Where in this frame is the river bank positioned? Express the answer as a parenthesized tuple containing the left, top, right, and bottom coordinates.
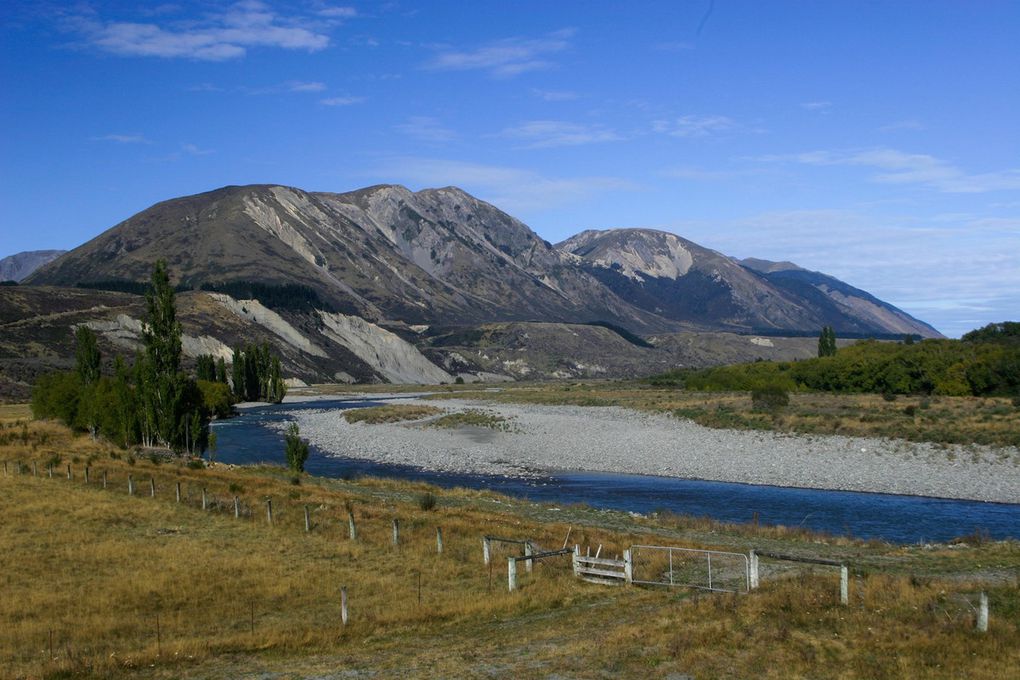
(280, 397, 1020, 503)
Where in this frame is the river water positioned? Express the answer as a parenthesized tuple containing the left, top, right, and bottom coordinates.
(211, 398, 1020, 544)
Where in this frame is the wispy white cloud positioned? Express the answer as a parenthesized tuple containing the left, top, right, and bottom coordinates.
(369, 156, 634, 213)
(532, 89, 579, 102)
(394, 117, 457, 143)
(317, 6, 357, 19)
(286, 80, 327, 92)
(68, 1, 331, 61)
(762, 148, 1020, 193)
(424, 29, 574, 77)
(498, 120, 623, 148)
(91, 133, 150, 144)
(320, 95, 367, 106)
(182, 143, 213, 156)
(801, 100, 832, 111)
(652, 115, 737, 138)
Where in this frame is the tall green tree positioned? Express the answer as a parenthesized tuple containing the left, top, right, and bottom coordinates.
(818, 326, 837, 357)
(140, 260, 186, 448)
(74, 326, 101, 386)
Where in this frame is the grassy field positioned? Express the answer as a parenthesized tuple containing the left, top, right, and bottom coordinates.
(1, 416, 1018, 679)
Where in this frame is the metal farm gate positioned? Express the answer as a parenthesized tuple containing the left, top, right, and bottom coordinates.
(629, 544, 749, 593)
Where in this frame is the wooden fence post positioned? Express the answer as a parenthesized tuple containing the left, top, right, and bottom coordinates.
(32, 461, 38, 477)
(2, 461, 6, 476)
(66, 464, 72, 480)
(840, 565, 849, 606)
(341, 586, 349, 625)
(202, 488, 208, 510)
(749, 550, 759, 590)
(266, 499, 273, 525)
(977, 592, 989, 632)
(304, 505, 311, 532)
(508, 557, 517, 592)
(234, 496, 240, 518)
(572, 545, 580, 577)
(149, 478, 156, 497)
(128, 474, 134, 496)
(48, 465, 53, 479)
(436, 527, 444, 554)
(624, 549, 633, 584)
(392, 518, 399, 545)
(348, 511, 357, 540)
(175, 482, 181, 503)
(483, 536, 491, 565)
(101, 470, 107, 489)
(524, 541, 534, 574)
(84, 466, 89, 484)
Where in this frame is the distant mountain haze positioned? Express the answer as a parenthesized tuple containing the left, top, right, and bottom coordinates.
(26, 184, 941, 338)
(0, 250, 66, 282)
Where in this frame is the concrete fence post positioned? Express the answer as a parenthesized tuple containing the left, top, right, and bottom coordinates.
(524, 541, 534, 574)
(234, 496, 240, 518)
(304, 505, 311, 533)
(265, 499, 273, 525)
(749, 550, 759, 590)
(483, 537, 491, 565)
(840, 565, 849, 606)
(341, 586, 349, 626)
(392, 519, 399, 545)
(175, 482, 181, 503)
(977, 592, 989, 632)
(128, 474, 134, 496)
(508, 557, 517, 592)
(436, 527, 444, 554)
(348, 511, 357, 540)
(624, 549, 633, 584)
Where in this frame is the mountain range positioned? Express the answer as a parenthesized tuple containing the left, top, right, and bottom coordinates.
(0, 183, 940, 395)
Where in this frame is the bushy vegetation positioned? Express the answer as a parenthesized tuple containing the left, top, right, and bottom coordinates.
(750, 384, 790, 412)
(231, 342, 286, 404)
(32, 262, 288, 453)
(651, 323, 1020, 397)
(284, 422, 310, 473)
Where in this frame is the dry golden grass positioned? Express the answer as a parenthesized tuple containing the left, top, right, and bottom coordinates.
(1, 418, 1018, 679)
(342, 404, 443, 424)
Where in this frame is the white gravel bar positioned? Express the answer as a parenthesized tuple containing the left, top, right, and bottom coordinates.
(281, 398, 1020, 503)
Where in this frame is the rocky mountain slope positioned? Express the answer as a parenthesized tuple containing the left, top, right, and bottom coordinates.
(559, 229, 939, 338)
(26, 183, 939, 338)
(0, 250, 66, 282)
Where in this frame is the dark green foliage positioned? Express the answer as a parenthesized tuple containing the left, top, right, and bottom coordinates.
(751, 384, 790, 412)
(31, 371, 81, 426)
(215, 357, 228, 383)
(284, 422, 310, 473)
(582, 321, 655, 348)
(198, 281, 335, 313)
(817, 325, 837, 357)
(195, 355, 218, 382)
(418, 491, 438, 511)
(230, 343, 286, 403)
(652, 334, 1020, 397)
(197, 380, 233, 419)
(139, 260, 185, 448)
(454, 376, 465, 384)
(76, 280, 150, 295)
(74, 326, 101, 386)
(961, 321, 1020, 343)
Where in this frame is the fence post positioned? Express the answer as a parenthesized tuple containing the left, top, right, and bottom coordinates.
(977, 592, 989, 632)
(483, 537, 491, 565)
(2, 461, 6, 476)
(175, 482, 181, 503)
(707, 553, 713, 590)
(749, 550, 759, 590)
(572, 545, 580, 577)
(66, 464, 72, 480)
(840, 565, 849, 606)
(304, 505, 311, 533)
(150, 478, 156, 497)
(101, 470, 107, 489)
(128, 474, 134, 496)
(341, 586, 349, 625)
(524, 541, 534, 574)
(48, 465, 53, 479)
(265, 499, 273, 525)
(84, 466, 89, 484)
(436, 527, 444, 554)
(234, 496, 240, 518)
(201, 488, 208, 510)
(508, 557, 517, 592)
(624, 549, 633, 584)
(32, 461, 38, 477)
(392, 518, 399, 545)
(348, 511, 357, 540)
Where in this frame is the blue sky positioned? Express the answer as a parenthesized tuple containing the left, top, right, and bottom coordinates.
(1, 1, 1018, 337)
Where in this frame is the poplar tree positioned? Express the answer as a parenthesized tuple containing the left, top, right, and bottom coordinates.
(140, 260, 184, 448)
(817, 325, 837, 357)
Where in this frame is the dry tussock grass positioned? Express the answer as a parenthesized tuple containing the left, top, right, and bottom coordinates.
(1, 419, 1017, 679)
